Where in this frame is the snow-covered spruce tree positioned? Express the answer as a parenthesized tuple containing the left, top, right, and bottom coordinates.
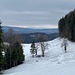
(0, 20, 4, 72)
(30, 41, 37, 57)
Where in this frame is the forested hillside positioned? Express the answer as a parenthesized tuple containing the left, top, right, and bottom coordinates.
(58, 9, 75, 41)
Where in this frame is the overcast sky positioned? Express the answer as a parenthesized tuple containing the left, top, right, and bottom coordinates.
(0, 0, 75, 28)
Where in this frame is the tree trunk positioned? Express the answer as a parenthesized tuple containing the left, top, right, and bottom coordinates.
(35, 49, 37, 56)
(42, 50, 44, 57)
(64, 45, 66, 53)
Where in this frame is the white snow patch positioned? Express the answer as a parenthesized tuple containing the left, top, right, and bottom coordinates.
(3, 38, 75, 75)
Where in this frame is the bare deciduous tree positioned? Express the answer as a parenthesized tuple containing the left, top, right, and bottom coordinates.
(61, 38, 68, 53)
(38, 34, 49, 57)
(4, 27, 22, 45)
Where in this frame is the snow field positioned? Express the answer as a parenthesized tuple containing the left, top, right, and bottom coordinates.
(4, 38, 75, 75)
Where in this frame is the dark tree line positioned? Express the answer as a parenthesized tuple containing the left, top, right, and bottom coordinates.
(58, 9, 75, 41)
(0, 21, 25, 73)
(4, 41, 25, 69)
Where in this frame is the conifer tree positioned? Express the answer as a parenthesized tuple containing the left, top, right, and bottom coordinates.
(0, 20, 4, 71)
(11, 41, 24, 66)
(18, 43, 25, 64)
(30, 41, 37, 57)
(4, 46, 12, 69)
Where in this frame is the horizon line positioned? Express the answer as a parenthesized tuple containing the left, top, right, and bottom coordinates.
(2, 24, 58, 29)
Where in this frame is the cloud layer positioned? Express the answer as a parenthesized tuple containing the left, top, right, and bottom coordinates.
(0, 0, 75, 28)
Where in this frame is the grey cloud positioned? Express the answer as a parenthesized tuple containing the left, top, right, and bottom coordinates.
(1, 0, 75, 11)
(0, 0, 75, 28)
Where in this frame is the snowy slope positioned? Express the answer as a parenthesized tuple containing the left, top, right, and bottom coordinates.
(4, 38, 75, 75)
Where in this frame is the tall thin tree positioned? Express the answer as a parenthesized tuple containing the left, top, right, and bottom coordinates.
(0, 20, 4, 72)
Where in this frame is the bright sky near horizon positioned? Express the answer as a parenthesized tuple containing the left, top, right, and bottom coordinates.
(0, 0, 75, 28)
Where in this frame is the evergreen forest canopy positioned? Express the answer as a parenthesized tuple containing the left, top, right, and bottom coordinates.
(58, 9, 75, 41)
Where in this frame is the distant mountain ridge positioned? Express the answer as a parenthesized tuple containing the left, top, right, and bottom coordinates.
(20, 33, 59, 43)
(2, 26, 59, 43)
(2, 26, 58, 34)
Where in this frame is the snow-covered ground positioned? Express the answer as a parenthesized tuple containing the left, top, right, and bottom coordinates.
(3, 38, 75, 75)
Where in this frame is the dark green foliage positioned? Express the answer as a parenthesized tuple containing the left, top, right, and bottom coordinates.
(3, 27, 25, 70)
(18, 45, 25, 64)
(0, 23, 25, 71)
(11, 41, 24, 66)
(0, 51, 3, 71)
(58, 17, 65, 36)
(58, 9, 75, 41)
(4, 41, 25, 69)
(4, 47, 12, 69)
(0, 21, 4, 71)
